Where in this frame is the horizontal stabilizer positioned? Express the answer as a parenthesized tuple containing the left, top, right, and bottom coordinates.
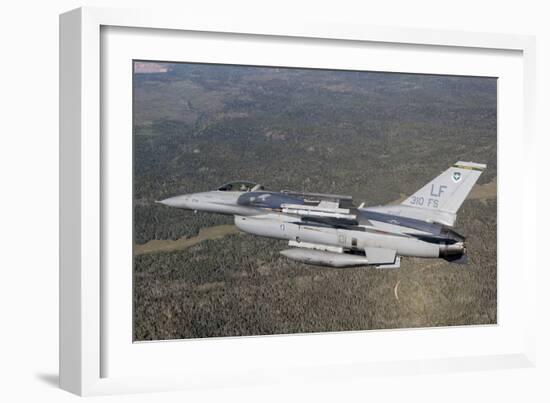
(409, 231, 464, 244)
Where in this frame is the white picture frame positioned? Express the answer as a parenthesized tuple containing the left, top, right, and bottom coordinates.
(59, 6, 537, 396)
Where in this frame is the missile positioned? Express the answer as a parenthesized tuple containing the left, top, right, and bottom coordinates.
(279, 248, 369, 268)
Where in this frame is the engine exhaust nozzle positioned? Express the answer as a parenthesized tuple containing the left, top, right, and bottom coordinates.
(439, 241, 465, 257)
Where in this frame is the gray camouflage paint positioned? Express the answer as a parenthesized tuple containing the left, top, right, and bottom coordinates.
(158, 162, 485, 268)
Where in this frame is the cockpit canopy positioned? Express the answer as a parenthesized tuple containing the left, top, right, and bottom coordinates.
(217, 181, 264, 192)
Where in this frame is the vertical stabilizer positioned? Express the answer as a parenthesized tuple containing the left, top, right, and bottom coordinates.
(401, 161, 486, 216)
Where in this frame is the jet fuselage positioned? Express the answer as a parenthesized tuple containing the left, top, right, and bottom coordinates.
(157, 162, 484, 269)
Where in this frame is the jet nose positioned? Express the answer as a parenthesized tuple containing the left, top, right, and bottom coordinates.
(155, 195, 191, 209)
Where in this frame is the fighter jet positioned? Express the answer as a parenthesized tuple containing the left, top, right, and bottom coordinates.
(158, 161, 486, 269)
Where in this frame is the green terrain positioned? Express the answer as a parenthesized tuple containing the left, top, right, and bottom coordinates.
(133, 61, 497, 341)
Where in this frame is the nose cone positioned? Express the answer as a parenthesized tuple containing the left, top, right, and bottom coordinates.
(156, 195, 191, 209)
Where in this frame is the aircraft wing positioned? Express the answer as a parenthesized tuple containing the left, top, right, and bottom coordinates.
(299, 215, 359, 229)
(281, 190, 354, 208)
(279, 193, 375, 229)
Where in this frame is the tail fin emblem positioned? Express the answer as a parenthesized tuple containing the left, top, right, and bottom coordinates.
(452, 172, 462, 182)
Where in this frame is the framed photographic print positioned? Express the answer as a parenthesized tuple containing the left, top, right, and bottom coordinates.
(60, 7, 537, 396)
